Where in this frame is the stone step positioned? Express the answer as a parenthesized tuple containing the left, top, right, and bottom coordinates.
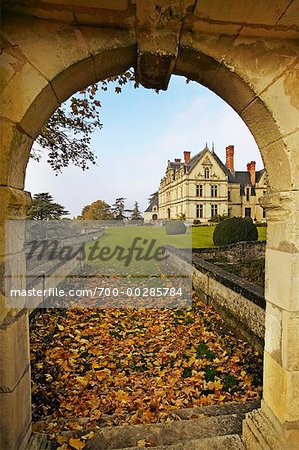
(84, 413, 244, 449)
(172, 400, 260, 420)
(121, 434, 245, 450)
(26, 432, 54, 450)
(28, 401, 259, 450)
(242, 407, 289, 450)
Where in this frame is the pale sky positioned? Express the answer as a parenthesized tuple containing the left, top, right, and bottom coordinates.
(25, 75, 263, 218)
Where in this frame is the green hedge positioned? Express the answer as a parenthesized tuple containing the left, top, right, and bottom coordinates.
(213, 217, 258, 246)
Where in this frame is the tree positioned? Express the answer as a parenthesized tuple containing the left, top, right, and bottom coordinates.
(131, 201, 143, 221)
(27, 193, 69, 220)
(33, 71, 137, 173)
(111, 197, 127, 220)
(81, 200, 113, 220)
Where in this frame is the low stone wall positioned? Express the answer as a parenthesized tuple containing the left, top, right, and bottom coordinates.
(166, 247, 265, 351)
(193, 241, 266, 262)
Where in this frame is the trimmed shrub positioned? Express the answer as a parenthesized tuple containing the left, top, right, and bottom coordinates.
(213, 217, 258, 246)
(165, 220, 186, 235)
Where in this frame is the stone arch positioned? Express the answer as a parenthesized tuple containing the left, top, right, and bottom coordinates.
(0, 10, 298, 450)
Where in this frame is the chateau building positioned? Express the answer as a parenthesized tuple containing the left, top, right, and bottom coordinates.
(145, 144, 267, 223)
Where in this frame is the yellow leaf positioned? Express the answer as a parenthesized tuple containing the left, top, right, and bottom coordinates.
(92, 362, 101, 370)
(75, 376, 89, 388)
(57, 324, 64, 331)
(69, 437, 86, 450)
(56, 435, 68, 444)
(137, 439, 146, 448)
(115, 389, 131, 403)
(90, 409, 102, 420)
(213, 380, 223, 391)
(82, 431, 95, 440)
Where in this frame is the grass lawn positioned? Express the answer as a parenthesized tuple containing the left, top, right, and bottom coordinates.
(192, 225, 267, 248)
(88, 224, 267, 251)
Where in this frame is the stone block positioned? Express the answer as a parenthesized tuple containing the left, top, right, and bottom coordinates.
(0, 312, 30, 392)
(0, 119, 32, 189)
(0, 43, 18, 92)
(259, 139, 292, 193)
(280, 129, 299, 191)
(20, 83, 59, 139)
(80, 27, 135, 56)
(0, 367, 31, 450)
(208, 63, 256, 113)
(282, 310, 299, 371)
(1, 15, 91, 82)
(51, 56, 96, 104)
(193, 0, 289, 25)
(0, 60, 49, 134)
(175, 45, 220, 90)
(93, 46, 136, 84)
(260, 61, 299, 137)
(264, 302, 282, 364)
(265, 248, 299, 311)
(241, 97, 282, 151)
(0, 187, 31, 257)
(263, 351, 299, 423)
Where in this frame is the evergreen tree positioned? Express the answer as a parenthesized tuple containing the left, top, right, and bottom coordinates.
(131, 201, 143, 221)
(111, 197, 127, 220)
(26, 193, 69, 220)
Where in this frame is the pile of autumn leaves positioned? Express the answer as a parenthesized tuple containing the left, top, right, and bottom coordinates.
(30, 293, 262, 449)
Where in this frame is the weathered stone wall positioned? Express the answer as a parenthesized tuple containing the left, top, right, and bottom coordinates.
(166, 248, 265, 351)
(193, 240, 266, 263)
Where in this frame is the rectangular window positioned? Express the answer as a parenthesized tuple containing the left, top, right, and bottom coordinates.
(263, 208, 266, 219)
(245, 207, 251, 217)
(246, 188, 250, 202)
(211, 185, 218, 197)
(196, 184, 203, 197)
(211, 204, 218, 217)
(196, 204, 203, 219)
(228, 190, 231, 202)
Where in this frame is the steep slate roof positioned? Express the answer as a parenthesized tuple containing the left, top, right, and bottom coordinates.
(145, 193, 159, 212)
(167, 146, 266, 188)
(256, 169, 265, 183)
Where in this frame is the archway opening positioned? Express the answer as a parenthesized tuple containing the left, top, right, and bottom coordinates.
(23, 69, 268, 445)
(1, 16, 297, 448)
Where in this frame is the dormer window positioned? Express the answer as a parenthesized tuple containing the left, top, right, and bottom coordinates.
(204, 167, 210, 179)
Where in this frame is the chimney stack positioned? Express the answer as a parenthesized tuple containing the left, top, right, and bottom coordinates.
(184, 151, 191, 164)
(247, 160, 256, 186)
(226, 145, 234, 173)
(174, 158, 181, 163)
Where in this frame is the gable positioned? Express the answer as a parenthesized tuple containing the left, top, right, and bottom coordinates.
(188, 149, 228, 180)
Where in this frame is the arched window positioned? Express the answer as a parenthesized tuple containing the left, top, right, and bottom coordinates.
(204, 167, 210, 179)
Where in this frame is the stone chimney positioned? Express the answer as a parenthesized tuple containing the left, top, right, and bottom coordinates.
(225, 145, 234, 173)
(247, 160, 256, 186)
(184, 151, 191, 164)
(174, 158, 181, 163)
